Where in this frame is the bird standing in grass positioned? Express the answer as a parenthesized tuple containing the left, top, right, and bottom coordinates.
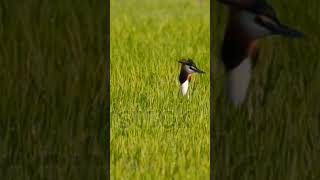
(178, 59, 205, 96)
(218, 0, 304, 106)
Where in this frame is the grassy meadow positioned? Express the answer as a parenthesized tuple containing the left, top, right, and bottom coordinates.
(110, 0, 210, 179)
(0, 1, 108, 179)
(212, 0, 320, 179)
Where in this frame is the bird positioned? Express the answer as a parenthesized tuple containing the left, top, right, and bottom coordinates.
(178, 59, 205, 96)
(218, 0, 304, 106)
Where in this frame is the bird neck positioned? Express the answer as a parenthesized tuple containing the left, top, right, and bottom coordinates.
(221, 28, 258, 71)
(179, 70, 191, 84)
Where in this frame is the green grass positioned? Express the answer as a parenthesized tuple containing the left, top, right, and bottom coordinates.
(212, 0, 320, 179)
(0, 1, 108, 179)
(110, 0, 210, 179)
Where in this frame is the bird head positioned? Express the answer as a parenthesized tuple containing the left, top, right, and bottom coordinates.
(218, 0, 304, 39)
(178, 58, 206, 74)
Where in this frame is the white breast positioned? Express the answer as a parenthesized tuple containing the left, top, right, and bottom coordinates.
(226, 57, 251, 106)
(180, 80, 189, 96)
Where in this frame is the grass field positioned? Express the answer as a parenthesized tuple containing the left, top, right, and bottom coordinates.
(212, 0, 320, 179)
(0, 1, 108, 179)
(110, 0, 210, 179)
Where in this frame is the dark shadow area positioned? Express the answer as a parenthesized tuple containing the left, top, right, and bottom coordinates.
(0, 0, 108, 178)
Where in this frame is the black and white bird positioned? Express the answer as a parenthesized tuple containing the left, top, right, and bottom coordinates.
(218, 0, 304, 106)
(178, 59, 205, 96)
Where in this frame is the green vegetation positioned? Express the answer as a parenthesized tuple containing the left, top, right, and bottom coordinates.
(110, 0, 210, 179)
(212, 0, 320, 179)
(0, 1, 107, 179)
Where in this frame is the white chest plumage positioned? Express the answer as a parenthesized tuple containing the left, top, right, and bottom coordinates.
(180, 80, 189, 96)
(226, 57, 252, 105)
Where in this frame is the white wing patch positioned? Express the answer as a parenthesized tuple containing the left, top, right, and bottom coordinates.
(226, 57, 251, 106)
(180, 80, 189, 96)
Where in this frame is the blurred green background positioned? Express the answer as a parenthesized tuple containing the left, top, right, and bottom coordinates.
(212, 0, 320, 179)
(110, 0, 210, 179)
(0, 1, 108, 179)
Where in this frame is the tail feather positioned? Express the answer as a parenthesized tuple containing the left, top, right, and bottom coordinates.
(226, 57, 251, 106)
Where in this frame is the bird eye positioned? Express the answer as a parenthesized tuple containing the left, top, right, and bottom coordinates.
(190, 66, 197, 71)
(261, 15, 275, 24)
(255, 15, 277, 27)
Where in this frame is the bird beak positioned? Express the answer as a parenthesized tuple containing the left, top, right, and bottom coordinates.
(268, 23, 304, 38)
(193, 67, 205, 74)
(178, 60, 184, 64)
